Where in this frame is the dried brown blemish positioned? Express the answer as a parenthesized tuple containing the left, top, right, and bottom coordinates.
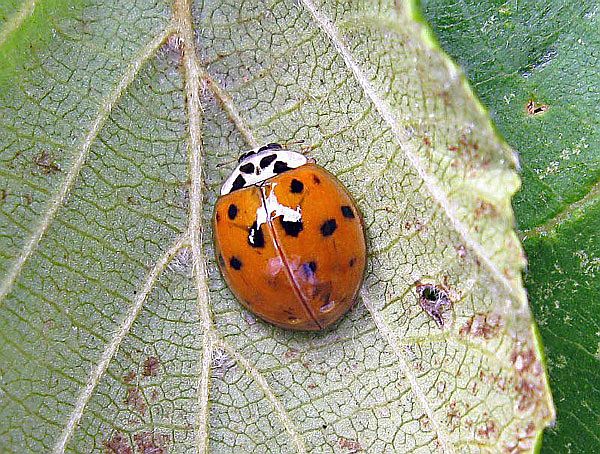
(511, 347, 544, 412)
(446, 401, 462, 431)
(504, 422, 536, 453)
(34, 150, 61, 174)
(307, 383, 318, 389)
(455, 244, 467, 259)
(474, 199, 498, 218)
(150, 389, 160, 402)
(419, 415, 431, 431)
(0, 188, 7, 202)
(338, 436, 363, 453)
(125, 386, 147, 415)
(133, 431, 170, 454)
(422, 136, 431, 146)
(415, 281, 453, 328)
(122, 371, 136, 384)
(103, 432, 133, 454)
(526, 100, 549, 115)
(476, 419, 499, 440)
(284, 348, 300, 359)
(511, 348, 540, 374)
(142, 356, 160, 377)
(459, 313, 503, 339)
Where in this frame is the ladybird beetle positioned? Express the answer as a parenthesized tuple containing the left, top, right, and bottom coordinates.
(213, 143, 367, 331)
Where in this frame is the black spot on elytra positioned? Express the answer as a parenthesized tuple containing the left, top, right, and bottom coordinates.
(349, 257, 356, 267)
(341, 205, 355, 219)
(308, 261, 317, 272)
(248, 221, 265, 248)
(258, 143, 282, 152)
(230, 256, 242, 270)
(290, 179, 304, 193)
(239, 162, 254, 174)
(231, 174, 246, 191)
(320, 219, 337, 236)
(227, 204, 238, 220)
(273, 161, 292, 174)
(312, 174, 321, 184)
(260, 154, 277, 169)
(280, 218, 303, 237)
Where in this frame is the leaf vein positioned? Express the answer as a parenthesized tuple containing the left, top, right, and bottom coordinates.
(0, 0, 35, 48)
(174, 1, 215, 452)
(52, 234, 187, 453)
(0, 25, 174, 306)
(298, 0, 522, 304)
(216, 338, 308, 454)
(360, 288, 455, 453)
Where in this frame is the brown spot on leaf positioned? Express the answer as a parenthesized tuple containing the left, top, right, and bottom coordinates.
(504, 422, 536, 453)
(34, 150, 61, 174)
(133, 431, 169, 454)
(476, 419, 499, 440)
(142, 356, 160, 377)
(459, 313, 503, 339)
(511, 347, 544, 413)
(474, 199, 497, 218)
(125, 386, 146, 415)
(123, 371, 136, 384)
(446, 401, 462, 431)
(455, 244, 467, 258)
(284, 348, 300, 359)
(338, 436, 363, 453)
(103, 432, 133, 454)
(526, 100, 549, 115)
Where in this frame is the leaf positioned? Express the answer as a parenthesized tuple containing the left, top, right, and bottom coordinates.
(421, 1, 599, 451)
(0, 0, 554, 452)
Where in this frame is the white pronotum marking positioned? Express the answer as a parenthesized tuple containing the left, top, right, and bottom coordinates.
(256, 184, 302, 230)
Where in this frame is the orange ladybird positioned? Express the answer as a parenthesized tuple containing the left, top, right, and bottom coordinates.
(213, 143, 367, 330)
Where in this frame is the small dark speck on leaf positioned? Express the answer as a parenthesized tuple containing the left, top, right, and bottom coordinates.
(526, 100, 549, 115)
(416, 281, 452, 328)
(34, 150, 61, 175)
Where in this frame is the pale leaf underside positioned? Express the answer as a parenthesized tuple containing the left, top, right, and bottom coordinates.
(0, 0, 553, 452)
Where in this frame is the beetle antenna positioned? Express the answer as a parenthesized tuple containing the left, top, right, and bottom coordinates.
(281, 139, 305, 148)
(215, 156, 238, 168)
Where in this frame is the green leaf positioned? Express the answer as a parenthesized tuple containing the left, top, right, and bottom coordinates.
(421, 0, 599, 451)
(0, 0, 554, 452)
